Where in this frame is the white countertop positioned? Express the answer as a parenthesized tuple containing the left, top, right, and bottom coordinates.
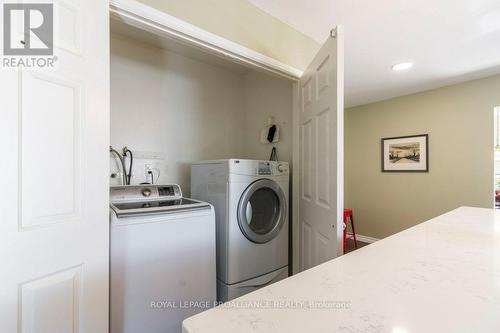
(183, 207, 500, 333)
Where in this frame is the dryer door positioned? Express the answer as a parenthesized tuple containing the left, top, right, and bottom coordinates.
(237, 179, 287, 244)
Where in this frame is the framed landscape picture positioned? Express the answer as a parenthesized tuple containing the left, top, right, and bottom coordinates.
(381, 134, 428, 172)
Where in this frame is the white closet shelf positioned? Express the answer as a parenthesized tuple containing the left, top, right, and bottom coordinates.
(109, 0, 303, 80)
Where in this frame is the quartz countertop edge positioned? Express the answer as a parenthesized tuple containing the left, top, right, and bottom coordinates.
(182, 206, 500, 333)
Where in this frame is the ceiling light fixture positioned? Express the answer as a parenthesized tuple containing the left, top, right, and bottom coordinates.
(392, 328, 410, 333)
(392, 62, 413, 71)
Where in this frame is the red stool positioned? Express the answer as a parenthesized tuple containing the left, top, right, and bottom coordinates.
(343, 209, 357, 254)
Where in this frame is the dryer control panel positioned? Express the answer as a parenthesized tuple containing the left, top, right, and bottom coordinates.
(257, 161, 289, 175)
(258, 162, 273, 175)
(229, 159, 289, 176)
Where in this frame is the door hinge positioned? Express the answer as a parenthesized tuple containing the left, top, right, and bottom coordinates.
(330, 28, 337, 38)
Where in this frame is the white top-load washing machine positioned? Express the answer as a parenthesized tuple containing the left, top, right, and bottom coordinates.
(109, 184, 216, 333)
(191, 159, 289, 301)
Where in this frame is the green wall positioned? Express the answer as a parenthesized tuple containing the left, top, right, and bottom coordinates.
(137, 0, 320, 70)
(345, 75, 500, 239)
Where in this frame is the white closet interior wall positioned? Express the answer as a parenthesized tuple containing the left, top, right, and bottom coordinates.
(110, 33, 293, 194)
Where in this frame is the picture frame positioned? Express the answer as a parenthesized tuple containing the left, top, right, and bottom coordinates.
(381, 134, 429, 172)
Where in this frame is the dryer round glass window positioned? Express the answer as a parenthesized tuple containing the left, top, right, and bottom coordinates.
(237, 179, 287, 244)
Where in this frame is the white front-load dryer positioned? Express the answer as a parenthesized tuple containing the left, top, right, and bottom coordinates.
(191, 159, 289, 301)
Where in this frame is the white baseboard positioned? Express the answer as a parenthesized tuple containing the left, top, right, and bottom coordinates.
(354, 234, 379, 244)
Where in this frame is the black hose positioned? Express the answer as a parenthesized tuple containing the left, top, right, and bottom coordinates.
(126, 150, 133, 185)
(122, 147, 133, 185)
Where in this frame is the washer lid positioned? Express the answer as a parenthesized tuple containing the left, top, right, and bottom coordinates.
(110, 198, 211, 217)
(237, 179, 287, 244)
(110, 184, 210, 217)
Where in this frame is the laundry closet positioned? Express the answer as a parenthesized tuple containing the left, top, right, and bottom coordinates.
(109, 0, 345, 277)
(108, 5, 303, 330)
(109, 21, 295, 195)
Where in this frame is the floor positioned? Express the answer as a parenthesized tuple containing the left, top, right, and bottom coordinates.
(345, 238, 370, 253)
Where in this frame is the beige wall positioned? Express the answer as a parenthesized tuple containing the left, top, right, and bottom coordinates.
(110, 35, 245, 191)
(242, 70, 293, 163)
(110, 34, 293, 194)
(345, 75, 500, 239)
(137, 0, 319, 70)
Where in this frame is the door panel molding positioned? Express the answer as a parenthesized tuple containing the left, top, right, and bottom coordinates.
(18, 72, 83, 231)
(54, 0, 84, 56)
(19, 265, 83, 333)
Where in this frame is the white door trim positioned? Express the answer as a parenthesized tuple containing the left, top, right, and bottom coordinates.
(109, 0, 303, 80)
(335, 26, 345, 257)
(292, 81, 300, 274)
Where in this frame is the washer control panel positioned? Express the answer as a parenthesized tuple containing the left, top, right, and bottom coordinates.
(110, 184, 182, 203)
(158, 186, 176, 197)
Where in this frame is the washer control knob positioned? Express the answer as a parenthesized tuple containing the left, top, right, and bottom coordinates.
(277, 164, 286, 173)
(141, 188, 152, 197)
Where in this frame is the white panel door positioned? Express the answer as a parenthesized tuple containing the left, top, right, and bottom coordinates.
(299, 26, 344, 271)
(0, 0, 109, 332)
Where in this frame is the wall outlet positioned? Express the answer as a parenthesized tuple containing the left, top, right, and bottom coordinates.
(145, 164, 153, 177)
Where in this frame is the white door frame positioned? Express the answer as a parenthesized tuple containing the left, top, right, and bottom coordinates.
(292, 81, 301, 273)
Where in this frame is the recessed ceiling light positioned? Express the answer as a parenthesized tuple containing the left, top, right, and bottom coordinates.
(392, 62, 413, 71)
(393, 328, 410, 333)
